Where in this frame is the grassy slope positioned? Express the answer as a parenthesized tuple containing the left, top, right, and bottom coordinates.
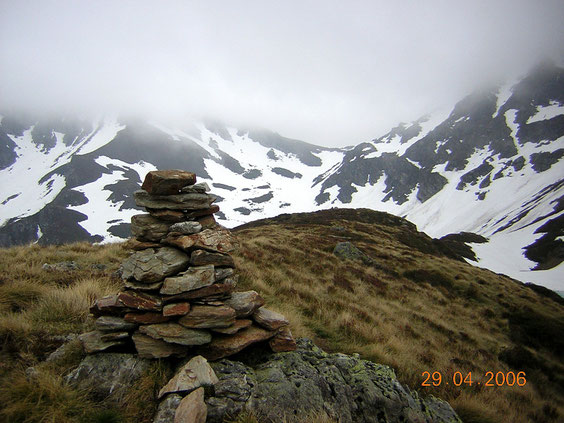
(0, 208, 562, 423)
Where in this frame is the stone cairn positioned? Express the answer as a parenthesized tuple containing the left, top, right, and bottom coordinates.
(81, 170, 296, 361)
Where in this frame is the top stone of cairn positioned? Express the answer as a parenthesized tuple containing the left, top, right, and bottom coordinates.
(141, 170, 197, 195)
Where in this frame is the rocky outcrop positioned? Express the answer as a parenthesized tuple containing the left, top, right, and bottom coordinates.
(81, 169, 296, 360)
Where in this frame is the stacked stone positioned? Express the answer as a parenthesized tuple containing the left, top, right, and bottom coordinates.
(81, 170, 296, 360)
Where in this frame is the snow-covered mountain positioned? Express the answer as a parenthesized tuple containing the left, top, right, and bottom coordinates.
(1, 62, 563, 289)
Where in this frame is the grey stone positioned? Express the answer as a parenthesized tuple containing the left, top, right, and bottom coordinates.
(205, 338, 462, 423)
(181, 182, 210, 193)
(122, 247, 189, 283)
(66, 353, 150, 402)
(100, 331, 130, 342)
(139, 323, 212, 346)
(214, 267, 234, 282)
(159, 265, 215, 295)
(333, 241, 373, 265)
(224, 291, 265, 317)
(153, 394, 182, 423)
(42, 261, 80, 271)
(132, 333, 188, 359)
(95, 316, 137, 332)
(79, 330, 126, 353)
(169, 221, 202, 234)
(190, 250, 235, 268)
(131, 214, 172, 242)
(252, 307, 289, 331)
(134, 190, 216, 210)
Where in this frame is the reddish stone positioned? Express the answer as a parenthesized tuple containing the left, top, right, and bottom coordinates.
(197, 214, 217, 229)
(269, 327, 297, 352)
(197, 325, 276, 361)
(124, 312, 170, 324)
(212, 319, 252, 335)
(178, 305, 236, 329)
(146, 208, 186, 223)
(127, 239, 162, 251)
(162, 277, 237, 303)
(117, 291, 162, 312)
(141, 170, 196, 195)
(163, 302, 191, 317)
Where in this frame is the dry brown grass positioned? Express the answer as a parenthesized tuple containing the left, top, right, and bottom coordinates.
(0, 209, 562, 422)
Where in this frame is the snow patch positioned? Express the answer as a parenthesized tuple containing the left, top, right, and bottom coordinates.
(527, 101, 564, 124)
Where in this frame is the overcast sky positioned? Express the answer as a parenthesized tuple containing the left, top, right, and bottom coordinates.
(1, 0, 563, 147)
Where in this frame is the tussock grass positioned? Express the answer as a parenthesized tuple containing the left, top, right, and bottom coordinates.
(0, 209, 562, 422)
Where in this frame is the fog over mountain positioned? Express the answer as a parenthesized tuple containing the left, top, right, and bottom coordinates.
(1, 0, 564, 146)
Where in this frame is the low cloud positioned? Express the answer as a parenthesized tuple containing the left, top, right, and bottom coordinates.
(1, 0, 563, 146)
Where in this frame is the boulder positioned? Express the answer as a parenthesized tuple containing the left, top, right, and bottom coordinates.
(139, 323, 212, 346)
(269, 327, 297, 352)
(333, 242, 373, 265)
(158, 355, 218, 399)
(159, 265, 215, 295)
(122, 247, 189, 283)
(174, 387, 207, 423)
(197, 325, 276, 361)
(212, 319, 252, 335)
(224, 291, 265, 317)
(66, 353, 150, 402)
(169, 221, 202, 235)
(134, 190, 216, 210)
(141, 170, 197, 195)
(131, 214, 172, 242)
(95, 316, 137, 332)
(79, 330, 126, 353)
(163, 302, 191, 317)
(190, 250, 235, 268)
(178, 305, 236, 329)
(132, 333, 188, 359)
(205, 338, 462, 423)
(252, 307, 289, 331)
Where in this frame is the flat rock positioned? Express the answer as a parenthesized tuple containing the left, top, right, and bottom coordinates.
(214, 267, 234, 282)
(141, 170, 196, 195)
(153, 394, 182, 423)
(197, 214, 217, 229)
(134, 190, 216, 210)
(169, 221, 202, 235)
(131, 214, 172, 242)
(163, 302, 191, 317)
(163, 277, 237, 303)
(117, 290, 162, 312)
(79, 330, 126, 353)
(95, 316, 137, 332)
(269, 327, 297, 352)
(160, 265, 215, 295)
(122, 247, 189, 283)
(158, 355, 218, 399)
(212, 319, 253, 335)
(132, 333, 188, 359)
(124, 312, 170, 324)
(146, 208, 186, 223)
(165, 228, 237, 254)
(253, 307, 289, 331)
(184, 205, 220, 219)
(66, 353, 150, 402)
(174, 387, 207, 423)
(123, 279, 163, 291)
(197, 325, 276, 361)
(205, 338, 462, 423)
(190, 250, 234, 268)
(127, 239, 162, 251)
(224, 291, 265, 317)
(180, 182, 210, 193)
(100, 331, 130, 342)
(139, 323, 212, 346)
(178, 305, 236, 329)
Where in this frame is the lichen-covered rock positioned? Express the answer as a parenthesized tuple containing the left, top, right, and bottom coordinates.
(205, 338, 461, 423)
(66, 353, 150, 402)
(333, 241, 373, 265)
(169, 221, 202, 235)
(122, 247, 189, 283)
(153, 394, 182, 423)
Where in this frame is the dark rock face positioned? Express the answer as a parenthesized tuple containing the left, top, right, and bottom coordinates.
(206, 339, 461, 423)
(65, 353, 150, 402)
